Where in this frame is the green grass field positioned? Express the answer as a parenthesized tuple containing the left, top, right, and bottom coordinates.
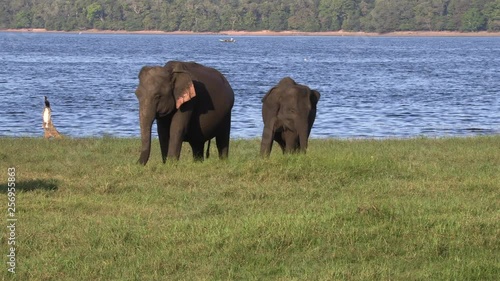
(1, 136, 499, 280)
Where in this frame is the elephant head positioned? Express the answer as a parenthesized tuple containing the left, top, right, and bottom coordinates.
(135, 63, 197, 165)
(261, 77, 320, 156)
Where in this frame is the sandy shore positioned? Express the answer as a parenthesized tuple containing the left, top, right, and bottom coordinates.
(3, 28, 500, 37)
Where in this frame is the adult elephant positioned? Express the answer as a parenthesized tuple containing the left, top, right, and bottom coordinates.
(260, 77, 320, 156)
(135, 61, 234, 165)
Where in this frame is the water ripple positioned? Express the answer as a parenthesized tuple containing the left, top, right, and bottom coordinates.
(0, 33, 499, 139)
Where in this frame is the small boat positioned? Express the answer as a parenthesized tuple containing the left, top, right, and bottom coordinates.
(219, 38, 236, 43)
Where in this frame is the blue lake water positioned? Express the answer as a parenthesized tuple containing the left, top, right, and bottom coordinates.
(0, 32, 499, 139)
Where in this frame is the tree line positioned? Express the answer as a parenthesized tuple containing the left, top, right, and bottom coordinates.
(1, 0, 499, 33)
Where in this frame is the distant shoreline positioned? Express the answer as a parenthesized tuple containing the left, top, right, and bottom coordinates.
(3, 28, 500, 37)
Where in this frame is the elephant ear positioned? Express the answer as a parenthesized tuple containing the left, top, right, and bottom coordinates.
(262, 86, 278, 103)
(172, 65, 196, 109)
(310, 90, 320, 106)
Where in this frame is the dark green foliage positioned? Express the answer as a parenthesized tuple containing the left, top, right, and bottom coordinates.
(1, 0, 500, 32)
(484, 0, 500, 30)
(461, 8, 487, 31)
(14, 10, 32, 28)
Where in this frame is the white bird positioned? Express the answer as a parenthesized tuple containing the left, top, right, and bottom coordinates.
(42, 96, 62, 138)
(42, 96, 51, 129)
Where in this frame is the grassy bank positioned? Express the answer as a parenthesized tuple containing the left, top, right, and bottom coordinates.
(1, 137, 499, 280)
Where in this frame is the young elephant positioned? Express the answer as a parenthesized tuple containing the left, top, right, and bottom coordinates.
(260, 77, 320, 156)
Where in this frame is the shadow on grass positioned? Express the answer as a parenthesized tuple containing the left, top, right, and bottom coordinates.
(1, 179, 59, 193)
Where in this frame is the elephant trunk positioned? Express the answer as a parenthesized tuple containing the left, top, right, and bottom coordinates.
(138, 102, 156, 165)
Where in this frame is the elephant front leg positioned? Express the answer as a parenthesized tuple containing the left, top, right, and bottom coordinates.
(157, 116, 171, 163)
(167, 110, 192, 160)
(167, 128, 185, 160)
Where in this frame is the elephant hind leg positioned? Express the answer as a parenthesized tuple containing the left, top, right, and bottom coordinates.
(261, 117, 281, 157)
(215, 114, 231, 159)
(260, 125, 274, 156)
(283, 130, 299, 154)
(274, 132, 286, 154)
(205, 139, 211, 159)
(189, 141, 205, 161)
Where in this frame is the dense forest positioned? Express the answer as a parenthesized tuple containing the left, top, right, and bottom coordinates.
(1, 0, 499, 33)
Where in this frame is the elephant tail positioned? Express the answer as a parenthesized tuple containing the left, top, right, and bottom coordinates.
(206, 139, 211, 159)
